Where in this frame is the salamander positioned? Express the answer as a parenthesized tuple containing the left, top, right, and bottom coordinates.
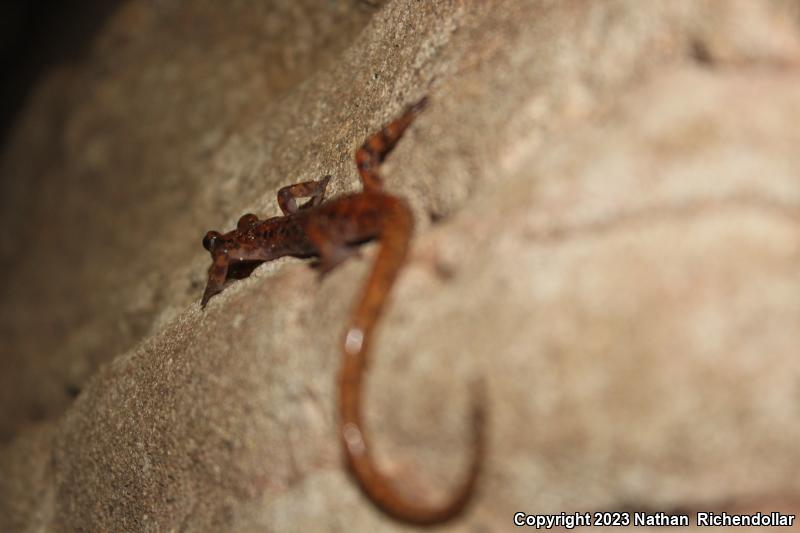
(200, 98, 485, 525)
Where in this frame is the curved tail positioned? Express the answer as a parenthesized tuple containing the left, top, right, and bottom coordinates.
(338, 196, 486, 525)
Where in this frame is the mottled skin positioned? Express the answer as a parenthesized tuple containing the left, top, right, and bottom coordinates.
(200, 98, 485, 525)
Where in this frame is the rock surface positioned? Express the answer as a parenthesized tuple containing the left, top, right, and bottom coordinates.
(1, 1, 799, 531)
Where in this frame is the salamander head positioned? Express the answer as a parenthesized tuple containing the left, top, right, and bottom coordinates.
(202, 213, 262, 255)
(202, 230, 223, 253)
(201, 229, 244, 256)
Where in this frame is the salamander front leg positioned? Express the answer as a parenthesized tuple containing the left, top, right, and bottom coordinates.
(200, 252, 230, 308)
(277, 175, 332, 215)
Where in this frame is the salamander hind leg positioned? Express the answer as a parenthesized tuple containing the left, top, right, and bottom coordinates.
(356, 97, 428, 192)
(304, 218, 361, 275)
(317, 243, 360, 275)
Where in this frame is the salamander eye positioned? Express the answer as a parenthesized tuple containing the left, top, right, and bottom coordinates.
(202, 231, 222, 251)
(237, 213, 258, 231)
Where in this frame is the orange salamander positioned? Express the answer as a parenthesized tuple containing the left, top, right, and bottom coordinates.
(200, 98, 485, 525)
